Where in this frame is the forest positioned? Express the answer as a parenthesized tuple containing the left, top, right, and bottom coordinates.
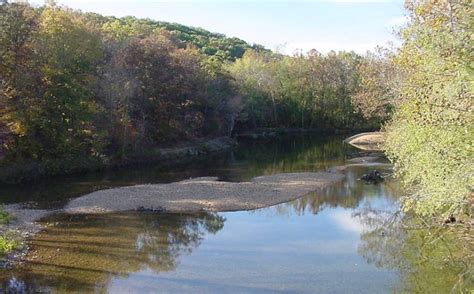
(0, 1, 382, 183)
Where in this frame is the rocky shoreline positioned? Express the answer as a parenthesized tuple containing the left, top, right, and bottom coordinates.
(0, 136, 236, 268)
(0, 204, 53, 268)
(0, 159, 381, 269)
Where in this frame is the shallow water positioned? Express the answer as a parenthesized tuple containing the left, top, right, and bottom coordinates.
(0, 135, 468, 293)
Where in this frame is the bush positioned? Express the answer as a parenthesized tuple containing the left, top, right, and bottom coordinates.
(0, 235, 16, 256)
(0, 208, 13, 225)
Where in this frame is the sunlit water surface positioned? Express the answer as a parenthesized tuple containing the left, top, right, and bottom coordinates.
(2, 135, 461, 293)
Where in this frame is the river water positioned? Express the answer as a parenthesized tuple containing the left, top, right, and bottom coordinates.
(0, 135, 469, 293)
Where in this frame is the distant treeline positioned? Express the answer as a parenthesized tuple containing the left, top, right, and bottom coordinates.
(0, 1, 381, 181)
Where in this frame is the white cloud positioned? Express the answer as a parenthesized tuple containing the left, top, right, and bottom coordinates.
(330, 210, 365, 234)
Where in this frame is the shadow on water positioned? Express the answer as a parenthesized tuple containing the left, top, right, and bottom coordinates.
(1, 212, 225, 292)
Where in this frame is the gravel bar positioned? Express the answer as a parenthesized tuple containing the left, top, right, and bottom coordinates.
(64, 172, 345, 213)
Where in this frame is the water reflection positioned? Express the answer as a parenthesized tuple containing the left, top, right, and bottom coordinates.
(357, 206, 473, 292)
(1, 212, 225, 292)
(227, 135, 349, 180)
(1, 165, 406, 293)
(278, 165, 399, 216)
(277, 164, 473, 293)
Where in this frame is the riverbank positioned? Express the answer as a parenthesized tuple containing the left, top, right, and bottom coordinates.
(0, 136, 235, 266)
(237, 128, 376, 140)
(0, 137, 236, 184)
(0, 129, 378, 184)
(0, 205, 52, 268)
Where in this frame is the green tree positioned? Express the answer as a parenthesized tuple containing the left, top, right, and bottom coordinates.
(384, 0, 473, 218)
(25, 7, 105, 160)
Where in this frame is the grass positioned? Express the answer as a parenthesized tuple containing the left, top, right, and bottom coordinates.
(0, 208, 13, 225)
(0, 208, 17, 257)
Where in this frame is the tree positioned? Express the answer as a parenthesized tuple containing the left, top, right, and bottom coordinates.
(0, 1, 38, 157)
(25, 6, 105, 159)
(351, 48, 398, 122)
(384, 0, 473, 217)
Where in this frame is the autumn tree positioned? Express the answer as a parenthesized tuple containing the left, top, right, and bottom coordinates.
(351, 48, 398, 122)
(0, 1, 380, 182)
(0, 1, 37, 157)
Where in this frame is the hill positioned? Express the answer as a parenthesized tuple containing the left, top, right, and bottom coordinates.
(84, 13, 267, 61)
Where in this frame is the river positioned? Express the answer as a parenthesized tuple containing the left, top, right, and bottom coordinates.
(0, 135, 469, 293)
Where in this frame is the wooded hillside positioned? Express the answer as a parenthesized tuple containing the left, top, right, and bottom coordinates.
(0, 1, 380, 182)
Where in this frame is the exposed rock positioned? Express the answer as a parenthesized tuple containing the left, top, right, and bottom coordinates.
(444, 216, 456, 224)
(360, 170, 384, 184)
(345, 132, 385, 151)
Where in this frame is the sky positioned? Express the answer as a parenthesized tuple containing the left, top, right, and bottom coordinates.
(28, 0, 408, 54)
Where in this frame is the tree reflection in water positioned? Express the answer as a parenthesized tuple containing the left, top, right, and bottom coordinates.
(1, 212, 225, 292)
(281, 165, 472, 292)
(278, 165, 399, 216)
(357, 207, 473, 293)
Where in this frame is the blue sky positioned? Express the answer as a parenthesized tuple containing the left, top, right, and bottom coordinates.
(29, 0, 407, 54)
